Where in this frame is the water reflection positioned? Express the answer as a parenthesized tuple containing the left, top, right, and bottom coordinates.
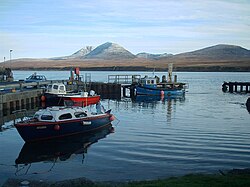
(131, 95, 185, 121)
(15, 124, 114, 175)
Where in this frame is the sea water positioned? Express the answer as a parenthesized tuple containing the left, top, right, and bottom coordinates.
(0, 71, 249, 185)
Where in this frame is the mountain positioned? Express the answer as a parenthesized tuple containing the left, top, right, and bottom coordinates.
(2, 43, 250, 71)
(174, 44, 250, 60)
(84, 42, 136, 59)
(50, 46, 94, 60)
(70, 46, 93, 58)
(136, 52, 173, 59)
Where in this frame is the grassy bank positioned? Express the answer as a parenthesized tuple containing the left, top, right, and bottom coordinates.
(3, 170, 250, 187)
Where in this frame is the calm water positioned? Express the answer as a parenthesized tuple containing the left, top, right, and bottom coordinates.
(0, 71, 250, 185)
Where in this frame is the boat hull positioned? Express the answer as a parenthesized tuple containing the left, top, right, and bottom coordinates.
(135, 85, 185, 96)
(15, 114, 112, 142)
(63, 95, 101, 107)
(43, 93, 100, 107)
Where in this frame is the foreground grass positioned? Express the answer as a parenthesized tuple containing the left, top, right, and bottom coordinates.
(3, 173, 250, 187)
(117, 173, 250, 187)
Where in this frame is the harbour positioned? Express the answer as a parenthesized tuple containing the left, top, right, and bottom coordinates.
(0, 71, 250, 185)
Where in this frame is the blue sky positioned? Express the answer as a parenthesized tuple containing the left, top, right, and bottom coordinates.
(0, 0, 250, 60)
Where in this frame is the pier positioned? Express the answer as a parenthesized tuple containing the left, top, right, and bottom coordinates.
(222, 82, 250, 93)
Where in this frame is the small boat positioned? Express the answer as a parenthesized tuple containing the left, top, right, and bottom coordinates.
(14, 104, 115, 142)
(63, 92, 101, 107)
(25, 72, 47, 83)
(135, 76, 186, 96)
(135, 64, 187, 96)
(44, 83, 100, 107)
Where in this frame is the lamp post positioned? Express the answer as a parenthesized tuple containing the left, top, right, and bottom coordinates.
(10, 49, 13, 63)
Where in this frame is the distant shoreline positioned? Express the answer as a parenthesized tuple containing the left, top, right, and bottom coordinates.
(10, 66, 250, 72)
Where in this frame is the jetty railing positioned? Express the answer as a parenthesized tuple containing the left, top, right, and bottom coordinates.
(222, 82, 250, 93)
(108, 75, 141, 84)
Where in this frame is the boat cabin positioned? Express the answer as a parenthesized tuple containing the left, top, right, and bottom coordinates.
(46, 83, 67, 95)
(139, 77, 158, 88)
(34, 107, 91, 122)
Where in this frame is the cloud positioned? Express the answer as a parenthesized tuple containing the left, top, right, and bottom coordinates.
(0, 0, 250, 58)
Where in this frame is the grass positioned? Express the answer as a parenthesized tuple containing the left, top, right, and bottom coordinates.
(3, 173, 250, 187)
(118, 174, 250, 187)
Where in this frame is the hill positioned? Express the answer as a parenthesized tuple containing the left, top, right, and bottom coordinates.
(1, 43, 250, 71)
(84, 42, 136, 59)
(173, 44, 250, 60)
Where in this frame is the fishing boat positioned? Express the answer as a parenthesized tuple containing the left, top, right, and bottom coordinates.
(43, 83, 100, 107)
(14, 104, 115, 142)
(135, 64, 187, 96)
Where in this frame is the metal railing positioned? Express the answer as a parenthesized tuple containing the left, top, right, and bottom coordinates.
(108, 75, 141, 84)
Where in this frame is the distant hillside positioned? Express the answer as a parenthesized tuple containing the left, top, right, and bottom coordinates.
(136, 52, 173, 59)
(84, 42, 136, 59)
(173, 44, 250, 61)
(1, 43, 250, 71)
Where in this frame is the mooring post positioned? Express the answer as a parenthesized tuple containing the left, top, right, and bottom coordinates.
(229, 83, 233, 93)
(234, 82, 238, 92)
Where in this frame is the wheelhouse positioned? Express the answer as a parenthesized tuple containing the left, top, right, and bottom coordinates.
(46, 83, 67, 95)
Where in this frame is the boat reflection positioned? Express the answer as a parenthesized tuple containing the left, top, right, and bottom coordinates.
(131, 95, 185, 122)
(131, 94, 185, 103)
(15, 124, 114, 174)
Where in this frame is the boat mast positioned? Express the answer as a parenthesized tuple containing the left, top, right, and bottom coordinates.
(167, 63, 173, 83)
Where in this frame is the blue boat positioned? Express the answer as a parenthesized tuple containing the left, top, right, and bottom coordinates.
(135, 76, 186, 96)
(14, 105, 115, 142)
(134, 64, 187, 96)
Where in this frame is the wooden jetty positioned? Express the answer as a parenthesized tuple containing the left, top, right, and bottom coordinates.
(222, 82, 250, 93)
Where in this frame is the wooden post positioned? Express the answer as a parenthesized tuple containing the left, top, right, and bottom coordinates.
(240, 84, 243, 92)
(234, 83, 237, 92)
(229, 83, 233, 93)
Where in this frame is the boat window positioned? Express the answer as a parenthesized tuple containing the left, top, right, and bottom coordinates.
(151, 80, 154, 84)
(59, 86, 64, 91)
(53, 85, 59, 90)
(147, 80, 151, 84)
(74, 112, 87, 118)
(59, 113, 72, 120)
(41, 115, 53, 120)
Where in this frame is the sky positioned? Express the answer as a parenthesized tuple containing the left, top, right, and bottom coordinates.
(0, 0, 250, 60)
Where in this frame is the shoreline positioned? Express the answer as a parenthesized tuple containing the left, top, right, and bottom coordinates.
(3, 168, 250, 187)
(10, 66, 250, 72)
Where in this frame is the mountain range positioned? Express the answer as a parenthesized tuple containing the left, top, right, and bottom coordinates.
(50, 42, 250, 61)
(2, 42, 250, 71)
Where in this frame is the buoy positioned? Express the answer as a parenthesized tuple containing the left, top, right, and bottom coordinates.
(160, 90, 164, 96)
(41, 95, 46, 102)
(109, 115, 115, 121)
(54, 124, 60, 131)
